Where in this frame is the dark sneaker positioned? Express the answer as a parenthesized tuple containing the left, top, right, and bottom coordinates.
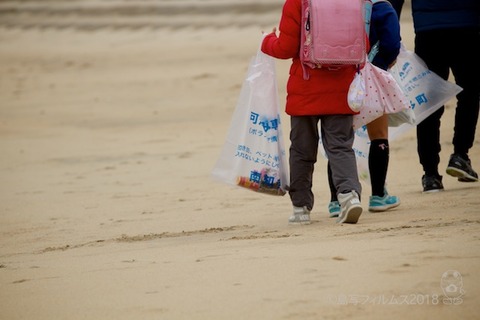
(422, 175, 444, 193)
(446, 154, 478, 182)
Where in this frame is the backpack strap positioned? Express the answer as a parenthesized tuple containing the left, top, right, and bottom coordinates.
(364, 0, 373, 36)
(300, 0, 311, 80)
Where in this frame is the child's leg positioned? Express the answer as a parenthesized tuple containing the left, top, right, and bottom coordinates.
(327, 161, 337, 201)
(321, 115, 361, 197)
(289, 116, 321, 211)
(366, 115, 389, 197)
(368, 139, 389, 197)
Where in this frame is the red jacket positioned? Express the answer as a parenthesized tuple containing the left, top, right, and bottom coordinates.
(261, 0, 357, 116)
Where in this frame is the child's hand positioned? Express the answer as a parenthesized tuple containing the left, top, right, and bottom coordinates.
(262, 27, 277, 35)
(388, 59, 397, 69)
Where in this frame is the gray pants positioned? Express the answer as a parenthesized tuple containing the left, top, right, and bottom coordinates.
(289, 115, 361, 211)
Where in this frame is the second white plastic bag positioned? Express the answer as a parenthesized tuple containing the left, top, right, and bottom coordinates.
(211, 39, 289, 196)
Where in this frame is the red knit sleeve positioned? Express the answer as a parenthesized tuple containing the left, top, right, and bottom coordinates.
(261, 0, 301, 59)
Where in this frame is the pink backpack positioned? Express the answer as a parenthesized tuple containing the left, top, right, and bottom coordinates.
(300, 0, 370, 79)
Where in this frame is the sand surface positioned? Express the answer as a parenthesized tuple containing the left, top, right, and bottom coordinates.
(1, 1, 479, 319)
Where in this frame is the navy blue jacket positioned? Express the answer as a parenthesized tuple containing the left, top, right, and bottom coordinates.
(370, 1, 401, 70)
(411, 0, 480, 32)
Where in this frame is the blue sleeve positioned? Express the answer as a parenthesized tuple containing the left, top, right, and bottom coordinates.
(370, 2, 401, 70)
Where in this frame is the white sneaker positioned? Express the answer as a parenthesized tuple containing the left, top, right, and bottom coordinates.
(288, 206, 311, 225)
(337, 191, 362, 224)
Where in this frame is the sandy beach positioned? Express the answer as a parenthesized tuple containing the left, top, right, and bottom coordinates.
(1, 1, 479, 319)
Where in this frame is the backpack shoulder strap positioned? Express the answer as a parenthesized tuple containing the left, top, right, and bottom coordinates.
(300, 0, 311, 79)
(364, 0, 373, 35)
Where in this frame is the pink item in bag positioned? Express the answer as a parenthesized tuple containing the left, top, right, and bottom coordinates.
(300, 0, 368, 79)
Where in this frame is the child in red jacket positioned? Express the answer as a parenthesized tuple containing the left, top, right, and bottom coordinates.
(262, 0, 363, 224)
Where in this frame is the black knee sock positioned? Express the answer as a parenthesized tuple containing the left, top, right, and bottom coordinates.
(327, 162, 337, 202)
(369, 139, 389, 197)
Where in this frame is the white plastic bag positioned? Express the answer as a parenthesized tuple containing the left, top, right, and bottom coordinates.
(351, 45, 463, 182)
(388, 107, 416, 127)
(211, 40, 289, 196)
(388, 45, 463, 140)
(348, 70, 366, 112)
(352, 126, 371, 181)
